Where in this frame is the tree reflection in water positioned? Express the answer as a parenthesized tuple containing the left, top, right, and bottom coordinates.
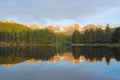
(0, 46, 120, 65)
(72, 46, 120, 65)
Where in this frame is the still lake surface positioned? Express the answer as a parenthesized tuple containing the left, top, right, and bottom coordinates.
(0, 46, 120, 80)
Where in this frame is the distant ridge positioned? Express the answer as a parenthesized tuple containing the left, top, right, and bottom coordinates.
(0, 20, 30, 32)
(4, 20, 16, 23)
(0, 20, 114, 35)
(27, 24, 45, 30)
(84, 24, 105, 30)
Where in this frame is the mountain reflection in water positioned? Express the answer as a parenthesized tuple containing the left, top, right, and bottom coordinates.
(0, 46, 120, 67)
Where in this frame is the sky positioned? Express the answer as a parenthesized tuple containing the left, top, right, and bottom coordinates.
(0, 0, 120, 27)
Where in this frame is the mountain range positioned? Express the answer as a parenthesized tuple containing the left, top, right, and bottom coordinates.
(0, 20, 112, 35)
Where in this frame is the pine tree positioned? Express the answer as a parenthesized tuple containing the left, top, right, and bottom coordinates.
(104, 24, 113, 43)
(112, 27, 120, 43)
(72, 30, 81, 44)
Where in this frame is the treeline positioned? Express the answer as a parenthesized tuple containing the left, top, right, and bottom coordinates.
(0, 29, 55, 44)
(72, 25, 120, 44)
(0, 29, 69, 45)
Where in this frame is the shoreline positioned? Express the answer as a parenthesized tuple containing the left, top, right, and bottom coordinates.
(0, 42, 120, 47)
(0, 43, 57, 46)
(72, 43, 120, 47)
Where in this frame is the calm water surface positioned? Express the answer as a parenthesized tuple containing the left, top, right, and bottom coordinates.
(0, 46, 120, 80)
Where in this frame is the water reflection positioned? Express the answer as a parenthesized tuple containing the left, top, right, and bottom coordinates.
(0, 46, 120, 66)
(72, 46, 120, 65)
(0, 46, 57, 65)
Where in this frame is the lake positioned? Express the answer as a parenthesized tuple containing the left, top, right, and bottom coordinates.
(0, 46, 120, 80)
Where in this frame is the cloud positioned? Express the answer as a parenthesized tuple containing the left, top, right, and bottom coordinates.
(0, 0, 120, 27)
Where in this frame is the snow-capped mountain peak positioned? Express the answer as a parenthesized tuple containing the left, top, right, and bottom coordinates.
(4, 20, 16, 23)
(27, 24, 45, 30)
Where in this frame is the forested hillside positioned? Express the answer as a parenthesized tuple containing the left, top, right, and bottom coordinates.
(0, 21, 30, 32)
